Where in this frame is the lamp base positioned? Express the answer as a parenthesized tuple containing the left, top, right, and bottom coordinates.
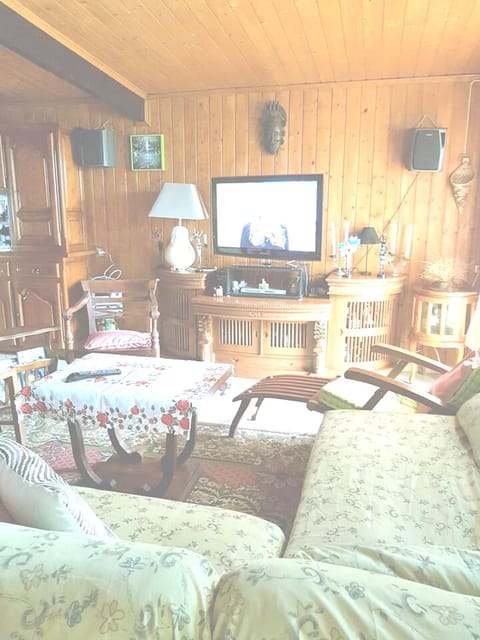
(164, 225, 196, 271)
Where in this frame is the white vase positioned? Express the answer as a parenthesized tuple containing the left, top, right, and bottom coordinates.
(164, 225, 196, 271)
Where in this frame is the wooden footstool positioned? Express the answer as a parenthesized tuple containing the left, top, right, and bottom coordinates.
(229, 373, 332, 437)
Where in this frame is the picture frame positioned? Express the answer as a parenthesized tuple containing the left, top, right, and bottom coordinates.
(129, 134, 165, 171)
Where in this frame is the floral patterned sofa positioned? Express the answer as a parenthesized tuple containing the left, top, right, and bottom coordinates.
(1, 393, 480, 638)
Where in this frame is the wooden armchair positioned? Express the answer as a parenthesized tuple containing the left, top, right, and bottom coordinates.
(229, 343, 472, 436)
(308, 343, 462, 416)
(63, 278, 160, 361)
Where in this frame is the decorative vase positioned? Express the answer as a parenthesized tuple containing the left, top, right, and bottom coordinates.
(164, 225, 196, 271)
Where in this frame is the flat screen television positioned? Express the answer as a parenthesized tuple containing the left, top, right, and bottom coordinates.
(212, 174, 323, 262)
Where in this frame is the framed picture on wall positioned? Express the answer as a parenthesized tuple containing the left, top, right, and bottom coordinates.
(129, 134, 165, 171)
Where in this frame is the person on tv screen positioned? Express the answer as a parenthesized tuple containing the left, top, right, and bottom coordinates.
(240, 215, 289, 250)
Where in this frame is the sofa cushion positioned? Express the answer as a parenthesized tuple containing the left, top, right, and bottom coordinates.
(84, 329, 151, 351)
(0, 522, 218, 639)
(212, 558, 480, 640)
(289, 543, 480, 596)
(285, 411, 480, 555)
(0, 498, 14, 523)
(76, 485, 285, 575)
(456, 392, 480, 466)
(0, 437, 114, 538)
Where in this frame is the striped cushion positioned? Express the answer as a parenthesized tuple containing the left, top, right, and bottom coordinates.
(0, 437, 114, 538)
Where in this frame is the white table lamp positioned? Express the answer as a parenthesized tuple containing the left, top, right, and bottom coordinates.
(148, 182, 208, 271)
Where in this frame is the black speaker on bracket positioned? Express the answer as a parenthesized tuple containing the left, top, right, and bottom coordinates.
(71, 128, 117, 168)
(408, 128, 447, 172)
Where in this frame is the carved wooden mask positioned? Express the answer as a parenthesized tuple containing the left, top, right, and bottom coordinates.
(260, 101, 287, 155)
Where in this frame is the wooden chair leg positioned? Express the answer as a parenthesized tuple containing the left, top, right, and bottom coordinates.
(229, 398, 252, 437)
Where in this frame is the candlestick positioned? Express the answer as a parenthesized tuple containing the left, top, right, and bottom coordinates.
(344, 219, 350, 243)
(330, 223, 337, 257)
(403, 224, 413, 260)
(389, 220, 397, 256)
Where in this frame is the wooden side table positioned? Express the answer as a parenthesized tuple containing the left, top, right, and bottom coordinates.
(325, 275, 406, 375)
(157, 269, 208, 359)
(409, 287, 479, 364)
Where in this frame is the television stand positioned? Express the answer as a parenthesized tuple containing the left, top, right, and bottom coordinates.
(191, 294, 331, 378)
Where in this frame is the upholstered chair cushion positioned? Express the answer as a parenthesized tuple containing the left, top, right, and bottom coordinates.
(84, 329, 152, 351)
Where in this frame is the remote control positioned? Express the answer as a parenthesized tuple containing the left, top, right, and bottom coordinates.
(65, 368, 122, 382)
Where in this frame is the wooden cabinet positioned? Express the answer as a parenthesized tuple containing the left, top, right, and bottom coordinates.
(326, 275, 406, 375)
(191, 295, 331, 378)
(1, 124, 88, 252)
(157, 269, 208, 359)
(409, 287, 478, 364)
(0, 124, 92, 350)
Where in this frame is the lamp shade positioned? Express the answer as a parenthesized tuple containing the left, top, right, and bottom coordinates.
(148, 182, 208, 221)
(358, 226, 380, 245)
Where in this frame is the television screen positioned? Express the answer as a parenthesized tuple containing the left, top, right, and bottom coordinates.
(212, 174, 323, 262)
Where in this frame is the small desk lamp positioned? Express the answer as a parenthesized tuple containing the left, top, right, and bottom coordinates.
(358, 226, 380, 275)
(148, 182, 208, 271)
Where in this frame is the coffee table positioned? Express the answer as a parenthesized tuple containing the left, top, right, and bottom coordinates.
(16, 353, 232, 496)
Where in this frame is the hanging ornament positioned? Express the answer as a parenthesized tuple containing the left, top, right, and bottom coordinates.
(450, 154, 474, 214)
(449, 80, 479, 213)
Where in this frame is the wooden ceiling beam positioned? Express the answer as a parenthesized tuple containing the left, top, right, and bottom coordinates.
(0, 4, 146, 122)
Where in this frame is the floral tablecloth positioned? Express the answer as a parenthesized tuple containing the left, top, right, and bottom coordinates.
(16, 353, 232, 441)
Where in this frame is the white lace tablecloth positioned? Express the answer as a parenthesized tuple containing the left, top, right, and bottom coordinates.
(15, 353, 232, 441)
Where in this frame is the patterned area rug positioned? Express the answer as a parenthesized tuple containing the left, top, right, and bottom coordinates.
(2, 410, 315, 536)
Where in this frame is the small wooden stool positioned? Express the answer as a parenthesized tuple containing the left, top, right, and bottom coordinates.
(229, 373, 332, 437)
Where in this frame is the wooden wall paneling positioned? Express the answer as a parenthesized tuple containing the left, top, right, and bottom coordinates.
(247, 92, 263, 178)
(340, 0, 365, 80)
(209, 94, 223, 182)
(234, 93, 249, 178)
(274, 89, 291, 176)
(301, 88, 319, 273)
(328, 85, 346, 259)
(301, 89, 319, 174)
(400, 1, 429, 79)
(172, 96, 186, 181)
(425, 84, 456, 267)
(343, 86, 362, 233)
(355, 85, 376, 241)
(221, 94, 235, 177)
(196, 95, 213, 265)
(286, 89, 303, 175)
(184, 97, 198, 183)
(259, 91, 276, 177)
(315, 89, 332, 272)
(370, 85, 390, 245)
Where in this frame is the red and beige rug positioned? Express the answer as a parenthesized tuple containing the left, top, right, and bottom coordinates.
(9, 415, 315, 536)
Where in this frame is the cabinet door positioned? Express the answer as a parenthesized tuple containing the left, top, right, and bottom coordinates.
(57, 130, 88, 252)
(0, 261, 14, 331)
(5, 128, 62, 248)
(0, 135, 7, 190)
(12, 277, 64, 348)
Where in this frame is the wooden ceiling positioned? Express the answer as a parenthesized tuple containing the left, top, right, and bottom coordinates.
(1, 0, 480, 119)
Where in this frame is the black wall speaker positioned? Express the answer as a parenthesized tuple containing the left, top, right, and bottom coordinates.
(408, 128, 447, 172)
(71, 128, 117, 168)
